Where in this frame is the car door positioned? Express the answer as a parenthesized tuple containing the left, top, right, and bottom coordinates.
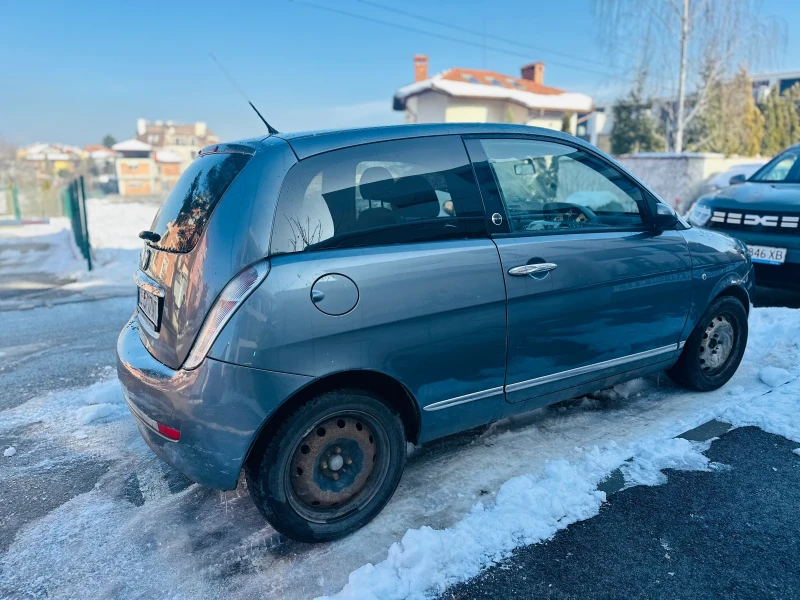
(465, 136, 692, 405)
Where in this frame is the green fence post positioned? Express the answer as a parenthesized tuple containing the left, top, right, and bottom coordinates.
(10, 184, 21, 221)
(79, 176, 92, 271)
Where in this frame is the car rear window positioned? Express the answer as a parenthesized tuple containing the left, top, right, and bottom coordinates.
(147, 152, 251, 253)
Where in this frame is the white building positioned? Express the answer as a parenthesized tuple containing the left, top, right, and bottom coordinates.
(751, 70, 800, 103)
(393, 55, 594, 132)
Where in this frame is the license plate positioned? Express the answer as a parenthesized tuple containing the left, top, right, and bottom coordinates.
(748, 245, 787, 265)
(138, 287, 162, 331)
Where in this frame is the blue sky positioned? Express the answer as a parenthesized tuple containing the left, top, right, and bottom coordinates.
(1, 0, 797, 146)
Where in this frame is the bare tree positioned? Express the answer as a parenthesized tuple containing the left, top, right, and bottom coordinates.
(594, 0, 785, 152)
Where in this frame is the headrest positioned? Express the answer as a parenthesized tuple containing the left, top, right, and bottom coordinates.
(359, 167, 396, 203)
(392, 175, 440, 220)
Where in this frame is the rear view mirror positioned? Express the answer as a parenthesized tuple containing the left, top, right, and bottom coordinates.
(514, 160, 535, 175)
(651, 202, 679, 230)
(729, 173, 747, 185)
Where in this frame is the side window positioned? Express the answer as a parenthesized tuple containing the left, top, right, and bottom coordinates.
(479, 139, 645, 233)
(270, 136, 485, 254)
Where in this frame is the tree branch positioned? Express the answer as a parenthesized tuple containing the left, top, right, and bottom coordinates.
(641, 0, 678, 37)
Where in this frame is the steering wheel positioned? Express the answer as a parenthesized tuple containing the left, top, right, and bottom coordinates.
(541, 202, 598, 225)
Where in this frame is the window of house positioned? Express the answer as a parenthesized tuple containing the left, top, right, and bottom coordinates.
(480, 138, 645, 233)
(461, 73, 479, 84)
(485, 76, 503, 87)
(270, 136, 486, 255)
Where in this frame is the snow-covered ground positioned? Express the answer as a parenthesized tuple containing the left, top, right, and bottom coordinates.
(1, 307, 798, 600)
(0, 197, 158, 304)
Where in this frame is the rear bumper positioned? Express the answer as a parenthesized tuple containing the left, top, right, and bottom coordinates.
(116, 315, 312, 490)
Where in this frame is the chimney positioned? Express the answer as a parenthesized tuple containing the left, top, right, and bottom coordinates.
(414, 54, 429, 82)
(136, 118, 147, 136)
(521, 62, 545, 85)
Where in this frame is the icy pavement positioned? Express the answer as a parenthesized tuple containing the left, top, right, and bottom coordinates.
(0, 308, 798, 599)
(0, 197, 158, 310)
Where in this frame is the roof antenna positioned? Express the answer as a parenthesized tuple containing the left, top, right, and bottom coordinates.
(209, 52, 279, 135)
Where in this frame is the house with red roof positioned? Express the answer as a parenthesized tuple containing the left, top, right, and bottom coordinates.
(393, 55, 593, 133)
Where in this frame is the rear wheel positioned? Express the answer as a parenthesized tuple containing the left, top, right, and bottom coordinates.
(666, 295, 748, 391)
(245, 389, 406, 542)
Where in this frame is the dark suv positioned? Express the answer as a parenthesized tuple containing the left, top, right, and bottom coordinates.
(688, 144, 800, 289)
(118, 124, 753, 542)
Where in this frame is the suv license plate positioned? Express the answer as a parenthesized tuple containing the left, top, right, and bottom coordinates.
(138, 288, 162, 330)
(748, 245, 787, 265)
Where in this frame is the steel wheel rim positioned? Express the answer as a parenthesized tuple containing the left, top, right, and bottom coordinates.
(699, 314, 736, 374)
(285, 410, 390, 524)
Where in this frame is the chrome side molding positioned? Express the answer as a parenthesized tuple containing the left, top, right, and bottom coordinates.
(505, 344, 678, 393)
(424, 344, 681, 411)
(423, 386, 504, 412)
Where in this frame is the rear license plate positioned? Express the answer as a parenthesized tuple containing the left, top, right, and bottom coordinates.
(748, 245, 787, 265)
(138, 287, 162, 331)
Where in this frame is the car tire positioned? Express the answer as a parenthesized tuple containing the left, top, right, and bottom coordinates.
(245, 388, 406, 543)
(666, 295, 748, 392)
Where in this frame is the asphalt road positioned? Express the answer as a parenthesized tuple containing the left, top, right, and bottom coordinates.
(446, 426, 800, 600)
(0, 296, 133, 412)
(0, 296, 134, 552)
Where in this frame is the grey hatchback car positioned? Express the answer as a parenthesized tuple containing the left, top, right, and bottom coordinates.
(118, 123, 753, 542)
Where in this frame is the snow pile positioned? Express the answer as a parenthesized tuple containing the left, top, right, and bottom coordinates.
(758, 366, 792, 387)
(0, 196, 159, 297)
(322, 437, 710, 600)
(3, 446, 16, 457)
(620, 438, 713, 487)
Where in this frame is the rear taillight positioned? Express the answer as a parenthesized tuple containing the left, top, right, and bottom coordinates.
(182, 259, 270, 370)
(157, 422, 181, 441)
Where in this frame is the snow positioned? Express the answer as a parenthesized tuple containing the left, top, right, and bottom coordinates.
(705, 162, 765, 190)
(758, 365, 792, 387)
(1, 306, 799, 599)
(793, 449, 800, 457)
(4, 446, 16, 457)
(111, 138, 152, 152)
(0, 196, 159, 300)
(322, 437, 709, 600)
(394, 74, 593, 112)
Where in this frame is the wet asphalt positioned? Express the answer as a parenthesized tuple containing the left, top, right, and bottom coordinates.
(445, 426, 800, 600)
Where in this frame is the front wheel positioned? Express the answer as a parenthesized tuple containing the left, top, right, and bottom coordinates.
(666, 295, 748, 391)
(245, 389, 406, 543)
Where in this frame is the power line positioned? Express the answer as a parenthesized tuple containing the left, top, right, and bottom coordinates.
(288, 0, 633, 82)
(358, 0, 615, 70)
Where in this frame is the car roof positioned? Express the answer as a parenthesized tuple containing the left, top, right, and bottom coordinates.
(269, 123, 586, 160)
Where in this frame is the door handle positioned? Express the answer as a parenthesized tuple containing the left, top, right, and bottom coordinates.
(508, 262, 558, 276)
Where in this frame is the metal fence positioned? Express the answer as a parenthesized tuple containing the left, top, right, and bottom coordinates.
(0, 184, 21, 222)
(62, 176, 92, 271)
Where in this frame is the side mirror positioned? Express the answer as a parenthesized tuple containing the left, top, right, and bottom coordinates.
(729, 173, 747, 185)
(650, 201, 679, 230)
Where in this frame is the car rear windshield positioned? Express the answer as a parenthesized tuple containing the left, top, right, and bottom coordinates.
(147, 152, 251, 253)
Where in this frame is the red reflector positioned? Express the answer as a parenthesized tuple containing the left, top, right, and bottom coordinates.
(157, 422, 181, 441)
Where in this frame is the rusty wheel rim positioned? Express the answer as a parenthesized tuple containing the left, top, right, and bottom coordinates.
(285, 410, 389, 523)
